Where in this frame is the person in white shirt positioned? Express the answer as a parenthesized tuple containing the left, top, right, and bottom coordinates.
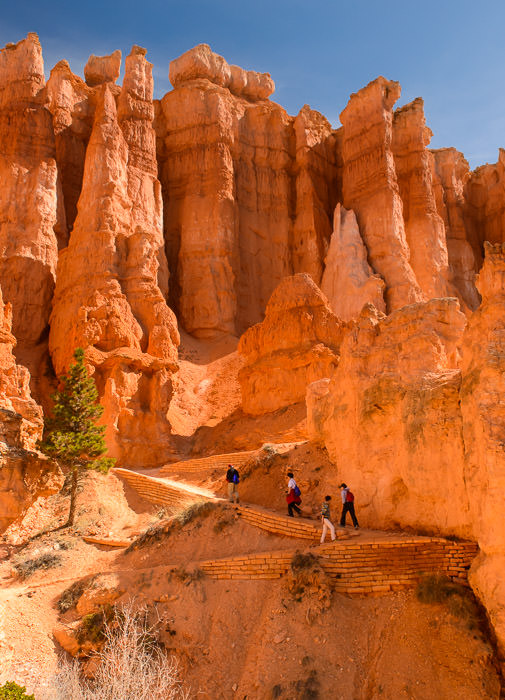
(286, 471, 302, 517)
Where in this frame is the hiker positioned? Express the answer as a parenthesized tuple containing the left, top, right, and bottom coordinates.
(226, 464, 240, 504)
(286, 472, 302, 517)
(339, 483, 359, 528)
(320, 495, 336, 543)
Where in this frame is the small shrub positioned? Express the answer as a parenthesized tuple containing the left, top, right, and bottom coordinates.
(13, 552, 62, 579)
(291, 553, 318, 572)
(416, 574, 483, 630)
(213, 517, 233, 534)
(0, 682, 35, 700)
(171, 566, 203, 585)
(58, 575, 97, 613)
(76, 604, 118, 647)
(415, 574, 459, 603)
(172, 501, 217, 528)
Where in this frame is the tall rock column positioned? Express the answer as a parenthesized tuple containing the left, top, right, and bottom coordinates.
(461, 242, 505, 662)
(0, 34, 60, 405)
(49, 47, 179, 468)
(392, 98, 452, 300)
(292, 105, 338, 284)
(339, 77, 423, 311)
(430, 148, 480, 310)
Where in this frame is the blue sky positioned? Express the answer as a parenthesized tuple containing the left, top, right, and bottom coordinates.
(2, 0, 505, 168)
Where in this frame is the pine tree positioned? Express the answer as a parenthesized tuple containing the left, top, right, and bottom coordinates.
(39, 348, 115, 527)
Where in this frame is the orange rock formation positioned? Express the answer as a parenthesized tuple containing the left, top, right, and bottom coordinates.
(156, 45, 337, 337)
(0, 286, 62, 532)
(238, 274, 345, 415)
(0, 34, 61, 407)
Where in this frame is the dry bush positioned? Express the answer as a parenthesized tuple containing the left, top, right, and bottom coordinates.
(416, 573, 484, 630)
(415, 574, 459, 603)
(38, 602, 189, 700)
(13, 552, 62, 579)
(286, 552, 332, 621)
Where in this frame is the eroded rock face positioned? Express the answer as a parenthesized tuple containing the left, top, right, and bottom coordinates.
(156, 45, 337, 337)
(461, 242, 505, 660)
(321, 204, 385, 321)
(0, 33, 60, 406)
(0, 286, 62, 533)
(49, 47, 180, 468)
(430, 148, 480, 310)
(238, 274, 345, 415)
(46, 60, 94, 237)
(308, 297, 470, 534)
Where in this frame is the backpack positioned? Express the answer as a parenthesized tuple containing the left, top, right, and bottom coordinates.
(232, 471, 239, 484)
(346, 490, 354, 503)
(293, 485, 301, 498)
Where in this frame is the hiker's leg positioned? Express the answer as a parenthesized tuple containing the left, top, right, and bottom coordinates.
(350, 504, 359, 527)
(288, 502, 294, 517)
(294, 503, 302, 515)
(340, 504, 347, 526)
(328, 519, 336, 541)
(321, 520, 327, 543)
(234, 486, 239, 503)
(227, 483, 234, 502)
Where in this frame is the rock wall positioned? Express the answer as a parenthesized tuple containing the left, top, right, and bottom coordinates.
(49, 47, 180, 468)
(238, 274, 345, 415)
(156, 44, 337, 337)
(0, 286, 62, 533)
(307, 297, 470, 534)
(308, 245, 505, 661)
(0, 34, 61, 406)
(461, 242, 505, 661)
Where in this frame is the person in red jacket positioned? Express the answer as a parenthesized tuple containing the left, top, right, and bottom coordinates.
(339, 483, 359, 528)
(286, 472, 302, 517)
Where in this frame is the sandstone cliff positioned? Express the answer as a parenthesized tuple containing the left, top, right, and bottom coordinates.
(0, 286, 62, 533)
(461, 242, 505, 661)
(155, 44, 337, 337)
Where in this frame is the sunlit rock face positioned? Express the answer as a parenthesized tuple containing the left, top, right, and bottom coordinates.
(238, 274, 346, 415)
(0, 285, 62, 533)
(155, 44, 337, 338)
(0, 34, 61, 408)
(49, 46, 180, 468)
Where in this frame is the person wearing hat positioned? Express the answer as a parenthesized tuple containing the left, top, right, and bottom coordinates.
(339, 483, 359, 528)
(226, 464, 240, 503)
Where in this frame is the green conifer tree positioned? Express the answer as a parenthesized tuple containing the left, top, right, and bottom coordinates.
(38, 348, 115, 527)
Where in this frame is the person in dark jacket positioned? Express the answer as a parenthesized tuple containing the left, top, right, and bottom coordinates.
(226, 464, 239, 503)
(339, 483, 359, 528)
